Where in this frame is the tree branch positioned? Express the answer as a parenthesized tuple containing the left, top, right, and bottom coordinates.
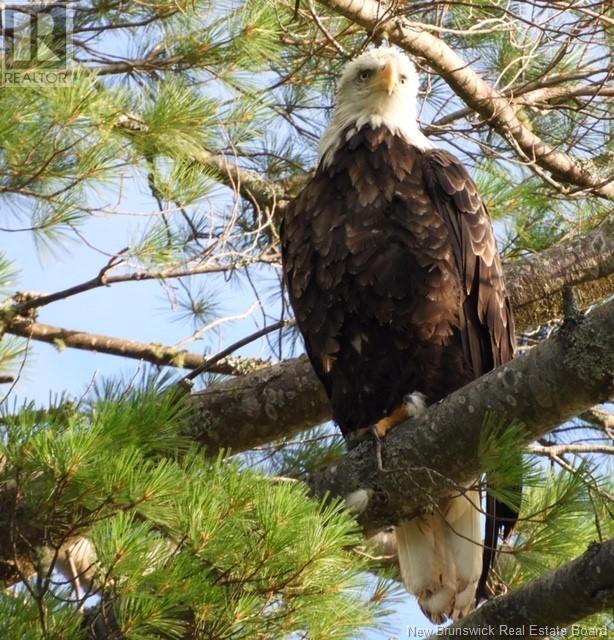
(507, 220, 614, 330)
(14, 254, 278, 314)
(3, 318, 267, 377)
(315, 0, 614, 199)
(438, 540, 614, 638)
(308, 299, 613, 535)
(528, 444, 614, 457)
(116, 113, 291, 213)
(1, 298, 612, 609)
(581, 407, 614, 437)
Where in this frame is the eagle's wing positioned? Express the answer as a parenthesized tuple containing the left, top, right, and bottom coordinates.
(279, 171, 343, 392)
(423, 149, 515, 373)
(423, 148, 518, 602)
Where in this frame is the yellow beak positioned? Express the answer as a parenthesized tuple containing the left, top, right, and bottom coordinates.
(378, 61, 397, 95)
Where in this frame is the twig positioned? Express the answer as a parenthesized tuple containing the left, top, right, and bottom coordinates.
(529, 444, 614, 456)
(5, 317, 268, 377)
(182, 319, 292, 383)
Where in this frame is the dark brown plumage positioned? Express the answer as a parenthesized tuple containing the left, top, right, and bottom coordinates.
(282, 126, 514, 428)
(281, 124, 517, 613)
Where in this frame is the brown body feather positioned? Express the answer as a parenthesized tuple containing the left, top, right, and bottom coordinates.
(281, 125, 517, 615)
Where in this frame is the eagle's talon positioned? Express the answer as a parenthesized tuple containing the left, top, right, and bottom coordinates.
(370, 424, 385, 471)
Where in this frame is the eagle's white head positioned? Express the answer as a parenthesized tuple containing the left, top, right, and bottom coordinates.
(319, 46, 432, 167)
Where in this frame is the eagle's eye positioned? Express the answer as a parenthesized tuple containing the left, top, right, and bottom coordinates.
(358, 69, 373, 81)
(399, 75, 408, 84)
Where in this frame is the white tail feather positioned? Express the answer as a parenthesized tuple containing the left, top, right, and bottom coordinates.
(396, 488, 481, 624)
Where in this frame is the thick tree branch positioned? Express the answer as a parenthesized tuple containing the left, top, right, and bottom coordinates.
(308, 299, 613, 535)
(315, 0, 614, 199)
(439, 540, 614, 638)
(507, 220, 614, 330)
(187, 355, 330, 451)
(423, 84, 614, 135)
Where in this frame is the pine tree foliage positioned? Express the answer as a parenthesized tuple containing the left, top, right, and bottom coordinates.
(0, 0, 612, 635)
(499, 466, 614, 637)
(0, 377, 385, 638)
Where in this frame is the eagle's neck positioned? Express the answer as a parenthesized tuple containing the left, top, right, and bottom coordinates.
(319, 103, 433, 168)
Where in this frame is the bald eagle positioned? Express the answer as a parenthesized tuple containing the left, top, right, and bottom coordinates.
(280, 47, 516, 623)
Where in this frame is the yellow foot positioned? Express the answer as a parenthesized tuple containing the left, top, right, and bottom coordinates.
(372, 392, 427, 438)
(370, 392, 428, 470)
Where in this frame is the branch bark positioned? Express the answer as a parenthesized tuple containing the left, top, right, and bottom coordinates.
(315, 0, 614, 199)
(507, 220, 614, 330)
(438, 540, 614, 638)
(308, 299, 613, 535)
(3, 317, 267, 377)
